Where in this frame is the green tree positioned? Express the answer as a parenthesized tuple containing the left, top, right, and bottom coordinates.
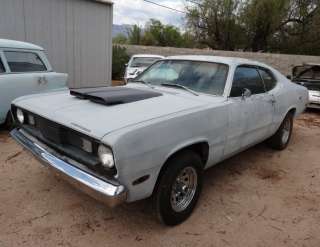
(128, 25, 142, 45)
(141, 31, 157, 46)
(112, 45, 129, 80)
(141, 19, 187, 47)
(112, 34, 128, 44)
(272, 0, 320, 55)
(148, 19, 163, 44)
(186, 0, 245, 50)
(240, 0, 290, 52)
(186, 0, 320, 54)
(162, 25, 184, 47)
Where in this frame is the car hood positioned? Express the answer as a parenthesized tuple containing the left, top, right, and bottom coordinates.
(13, 85, 221, 140)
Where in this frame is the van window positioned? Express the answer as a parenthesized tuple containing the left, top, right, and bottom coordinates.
(4, 51, 47, 72)
(0, 57, 5, 73)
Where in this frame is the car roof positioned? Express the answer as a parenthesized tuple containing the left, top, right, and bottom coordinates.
(0, 39, 44, 50)
(165, 55, 271, 68)
(131, 54, 165, 58)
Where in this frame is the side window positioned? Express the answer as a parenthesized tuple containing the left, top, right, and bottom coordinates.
(258, 68, 277, 91)
(4, 51, 47, 73)
(0, 57, 5, 73)
(230, 66, 265, 97)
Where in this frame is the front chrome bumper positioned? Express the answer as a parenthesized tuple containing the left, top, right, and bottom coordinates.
(10, 128, 127, 207)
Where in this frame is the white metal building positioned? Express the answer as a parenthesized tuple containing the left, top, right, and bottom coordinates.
(0, 0, 113, 88)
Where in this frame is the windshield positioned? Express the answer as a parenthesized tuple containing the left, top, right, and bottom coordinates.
(134, 60, 229, 95)
(130, 57, 161, 68)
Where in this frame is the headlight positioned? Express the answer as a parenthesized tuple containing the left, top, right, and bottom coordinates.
(16, 108, 24, 124)
(98, 145, 115, 169)
(81, 138, 93, 153)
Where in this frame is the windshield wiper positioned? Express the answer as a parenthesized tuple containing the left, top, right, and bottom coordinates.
(131, 80, 155, 89)
(160, 83, 199, 96)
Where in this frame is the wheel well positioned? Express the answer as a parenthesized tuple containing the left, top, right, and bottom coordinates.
(168, 142, 209, 167)
(152, 142, 209, 195)
(288, 108, 297, 117)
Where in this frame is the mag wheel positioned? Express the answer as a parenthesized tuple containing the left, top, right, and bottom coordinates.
(154, 151, 203, 226)
(268, 112, 294, 150)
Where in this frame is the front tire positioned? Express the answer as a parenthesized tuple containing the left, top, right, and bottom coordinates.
(268, 112, 294, 150)
(4, 112, 14, 130)
(153, 151, 203, 226)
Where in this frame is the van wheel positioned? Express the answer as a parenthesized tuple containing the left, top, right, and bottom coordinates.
(153, 151, 203, 226)
(268, 112, 294, 150)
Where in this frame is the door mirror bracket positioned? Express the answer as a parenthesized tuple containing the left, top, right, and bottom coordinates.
(242, 88, 252, 100)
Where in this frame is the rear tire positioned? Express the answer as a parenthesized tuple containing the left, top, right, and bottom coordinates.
(267, 112, 294, 150)
(153, 151, 203, 226)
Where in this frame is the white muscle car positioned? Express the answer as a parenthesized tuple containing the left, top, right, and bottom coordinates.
(11, 56, 308, 226)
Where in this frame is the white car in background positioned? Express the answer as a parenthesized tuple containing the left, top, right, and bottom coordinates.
(0, 39, 67, 128)
(290, 63, 320, 109)
(124, 54, 164, 82)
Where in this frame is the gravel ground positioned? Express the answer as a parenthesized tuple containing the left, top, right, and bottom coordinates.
(0, 111, 320, 247)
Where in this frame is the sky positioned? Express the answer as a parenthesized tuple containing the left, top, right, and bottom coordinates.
(113, 0, 190, 27)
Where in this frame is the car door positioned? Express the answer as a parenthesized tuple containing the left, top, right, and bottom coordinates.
(225, 65, 274, 156)
(257, 66, 277, 136)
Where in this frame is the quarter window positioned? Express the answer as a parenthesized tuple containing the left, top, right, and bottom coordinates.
(230, 66, 265, 97)
(0, 58, 5, 73)
(258, 68, 277, 91)
(4, 51, 47, 73)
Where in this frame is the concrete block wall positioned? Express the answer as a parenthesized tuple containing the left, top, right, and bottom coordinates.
(120, 44, 320, 76)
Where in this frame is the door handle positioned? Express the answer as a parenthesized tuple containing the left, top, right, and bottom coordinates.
(37, 76, 48, 85)
(37, 76, 43, 85)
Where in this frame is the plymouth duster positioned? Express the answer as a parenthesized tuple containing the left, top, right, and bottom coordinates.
(10, 56, 308, 225)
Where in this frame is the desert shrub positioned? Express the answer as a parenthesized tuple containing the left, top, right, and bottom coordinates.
(112, 45, 129, 80)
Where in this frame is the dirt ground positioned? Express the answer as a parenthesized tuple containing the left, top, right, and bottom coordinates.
(0, 111, 320, 247)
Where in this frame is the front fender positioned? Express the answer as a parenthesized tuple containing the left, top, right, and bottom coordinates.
(104, 103, 228, 202)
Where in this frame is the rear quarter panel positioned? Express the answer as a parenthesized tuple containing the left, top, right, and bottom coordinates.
(272, 72, 308, 131)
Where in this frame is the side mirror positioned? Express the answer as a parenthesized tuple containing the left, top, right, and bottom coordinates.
(242, 88, 252, 100)
(125, 63, 128, 67)
(286, 75, 292, 80)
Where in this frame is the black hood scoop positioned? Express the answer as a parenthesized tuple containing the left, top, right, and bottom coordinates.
(70, 87, 162, 106)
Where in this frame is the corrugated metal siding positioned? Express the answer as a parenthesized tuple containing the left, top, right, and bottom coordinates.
(0, 0, 112, 88)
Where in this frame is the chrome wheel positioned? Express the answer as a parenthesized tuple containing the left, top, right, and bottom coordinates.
(282, 117, 292, 144)
(170, 166, 198, 213)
